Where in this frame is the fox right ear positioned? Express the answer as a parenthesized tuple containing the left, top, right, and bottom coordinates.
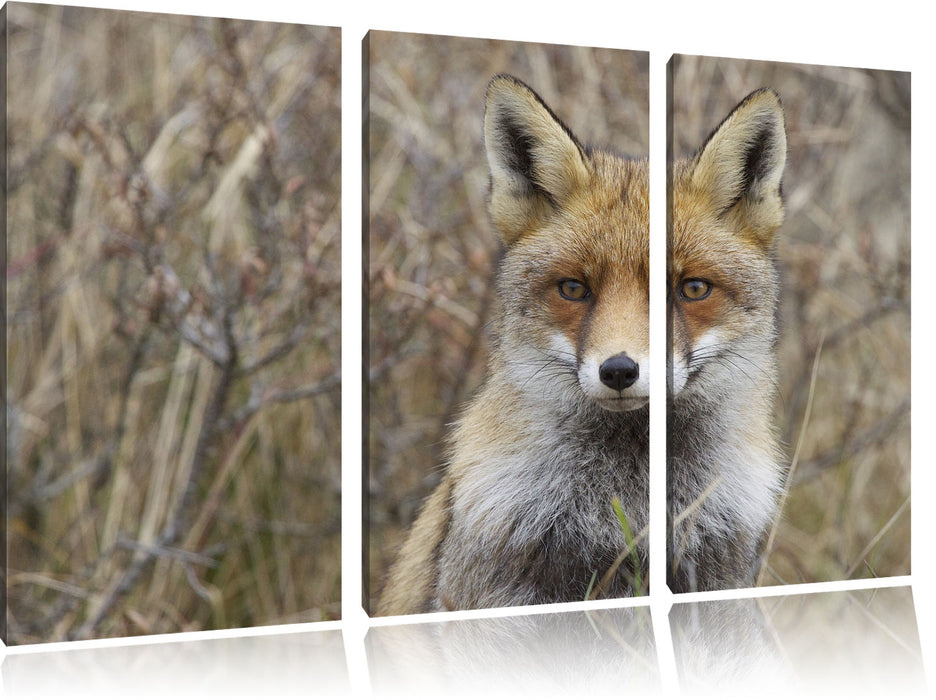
(484, 74, 590, 244)
(691, 88, 787, 248)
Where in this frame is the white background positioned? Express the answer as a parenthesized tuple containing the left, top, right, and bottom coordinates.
(3, 1, 932, 697)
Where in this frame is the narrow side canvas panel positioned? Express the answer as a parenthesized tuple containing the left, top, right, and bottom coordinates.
(4, 3, 341, 644)
(666, 54, 910, 592)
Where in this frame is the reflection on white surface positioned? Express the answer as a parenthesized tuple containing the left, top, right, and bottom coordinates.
(1, 628, 349, 699)
(0, 586, 926, 697)
(367, 605, 660, 697)
(671, 586, 925, 695)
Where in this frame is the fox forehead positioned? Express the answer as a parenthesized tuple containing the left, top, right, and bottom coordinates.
(669, 164, 774, 285)
(513, 153, 649, 287)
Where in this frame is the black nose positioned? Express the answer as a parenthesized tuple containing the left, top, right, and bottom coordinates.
(599, 353, 639, 391)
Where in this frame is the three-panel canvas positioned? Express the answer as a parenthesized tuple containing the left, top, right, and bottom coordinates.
(1, 1, 920, 694)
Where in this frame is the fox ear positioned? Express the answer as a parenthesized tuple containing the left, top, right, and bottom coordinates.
(691, 88, 787, 246)
(484, 74, 590, 244)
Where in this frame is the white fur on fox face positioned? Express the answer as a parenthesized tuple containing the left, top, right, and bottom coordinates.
(668, 356, 689, 397)
(504, 332, 577, 396)
(548, 331, 577, 365)
(670, 328, 722, 397)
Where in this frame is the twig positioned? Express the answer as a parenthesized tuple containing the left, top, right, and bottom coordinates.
(237, 321, 310, 375)
(219, 371, 341, 432)
(115, 536, 220, 567)
(792, 398, 911, 485)
(843, 496, 910, 579)
(588, 523, 649, 601)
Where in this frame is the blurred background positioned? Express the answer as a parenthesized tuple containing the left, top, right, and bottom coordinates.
(670, 55, 911, 586)
(364, 30, 649, 611)
(5, 4, 341, 642)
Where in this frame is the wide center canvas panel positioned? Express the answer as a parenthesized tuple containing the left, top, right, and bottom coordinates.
(364, 30, 650, 614)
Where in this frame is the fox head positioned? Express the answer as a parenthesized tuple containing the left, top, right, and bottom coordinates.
(483, 74, 649, 414)
(668, 88, 786, 402)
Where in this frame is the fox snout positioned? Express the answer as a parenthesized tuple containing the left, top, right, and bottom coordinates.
(578, 347, 648, 413)
(599, 353, 639, 391)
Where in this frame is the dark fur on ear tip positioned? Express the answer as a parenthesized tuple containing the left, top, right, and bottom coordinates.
(737, 121, 782, 202)
(698, 88, 786, 215)
(697, 87, 784, 160)
(485, 73, 585, 156)
(498, 114, 553, 203)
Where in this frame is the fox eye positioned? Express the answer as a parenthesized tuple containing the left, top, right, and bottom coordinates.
(680, 278, 712, 301)
(558, 279, 591, 301)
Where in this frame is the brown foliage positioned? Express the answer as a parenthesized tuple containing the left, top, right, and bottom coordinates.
(6, 5, 341, 642)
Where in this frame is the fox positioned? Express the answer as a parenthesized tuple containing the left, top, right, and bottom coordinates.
(377, 75, 786, 615)
(378, 74, 649, 615)
(667, 87, 787, 592)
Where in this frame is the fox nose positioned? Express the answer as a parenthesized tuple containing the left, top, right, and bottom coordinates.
(599, 353, 639, 391)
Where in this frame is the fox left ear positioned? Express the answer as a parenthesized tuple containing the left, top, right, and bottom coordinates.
(484, 74, 590, 245)
(691, 88, 787, 247)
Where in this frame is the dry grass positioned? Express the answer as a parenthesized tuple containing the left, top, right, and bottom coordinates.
(364, 30, 648, 610)
(670, 55, 911, 586)
(5, 4, 341, 643)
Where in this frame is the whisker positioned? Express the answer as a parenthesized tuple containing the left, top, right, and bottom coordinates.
(513, 349, 578, 393)
(686, 343, 782, 403)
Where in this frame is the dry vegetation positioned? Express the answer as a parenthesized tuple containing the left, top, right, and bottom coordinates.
(364, 31, 648, 610)
(5, 4, 341, 643)
(670, 55, 911, 586)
